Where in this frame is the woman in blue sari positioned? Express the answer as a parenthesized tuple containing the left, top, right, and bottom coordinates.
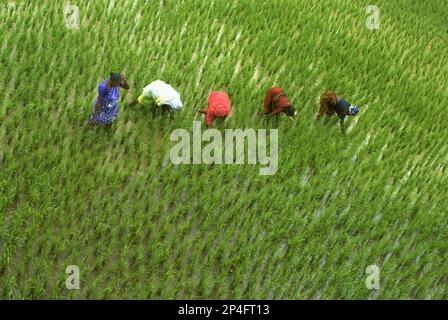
(89, 72, 130, 126)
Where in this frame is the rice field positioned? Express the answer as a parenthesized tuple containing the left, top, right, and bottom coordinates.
(0, 0, 447, 299)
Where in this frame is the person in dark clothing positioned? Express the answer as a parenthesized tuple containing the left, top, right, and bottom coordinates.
(316, 91, 359, 132)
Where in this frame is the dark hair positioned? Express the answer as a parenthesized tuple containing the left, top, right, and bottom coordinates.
(284, 105, 296, 117)
(110, 72, 121, 82)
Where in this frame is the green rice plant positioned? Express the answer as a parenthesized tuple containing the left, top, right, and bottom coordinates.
(0, 0, 447, 299)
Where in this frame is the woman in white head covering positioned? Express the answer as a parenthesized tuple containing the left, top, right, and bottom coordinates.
(131, 80, 183, 120)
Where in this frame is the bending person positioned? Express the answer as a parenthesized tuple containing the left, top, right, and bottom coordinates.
(263, 86, 297, 120)
(132, 80, 183, 120)
(317, 91, 359, 132)
(199, 91, 231, 128)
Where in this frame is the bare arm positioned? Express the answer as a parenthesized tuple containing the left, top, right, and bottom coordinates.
(119, 75, 130, 89)
(316, 98, 328, 120)
(152, 104, 157, 118)
(91, 96, 104, 125)
(339, 112, 347, 124)
(129, 99, 139, 107)
(267, 105, 285, 117)
(340, 121, 347, 135)
(339, 113, 348, 134)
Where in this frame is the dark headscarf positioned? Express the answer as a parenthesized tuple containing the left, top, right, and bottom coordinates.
(110, 72, 122, 82)
(284, 105, 296, 117)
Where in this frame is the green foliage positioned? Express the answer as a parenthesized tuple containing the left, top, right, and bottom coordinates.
(0, 0, 447, 299)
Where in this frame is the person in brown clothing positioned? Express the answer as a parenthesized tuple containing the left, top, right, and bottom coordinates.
(316, 91, 359, 132)
(263, 86, 297, 119)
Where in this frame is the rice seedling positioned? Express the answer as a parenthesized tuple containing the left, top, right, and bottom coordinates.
(0, 0, 447, 299)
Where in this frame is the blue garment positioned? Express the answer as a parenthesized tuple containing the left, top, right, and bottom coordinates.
(89, 78, 120, 125)
(335, 98, 350, 121)
(335, 98, 350, 113)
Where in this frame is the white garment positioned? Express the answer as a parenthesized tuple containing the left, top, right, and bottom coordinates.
(141, 80, 183, 110)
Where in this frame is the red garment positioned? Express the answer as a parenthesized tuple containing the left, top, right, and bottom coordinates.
(263, 86, 291, 115)
(200, 91, 230, 127)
